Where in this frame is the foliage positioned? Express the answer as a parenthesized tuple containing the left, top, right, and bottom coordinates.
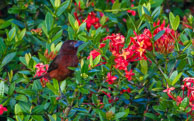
(0, 0, 194, 120)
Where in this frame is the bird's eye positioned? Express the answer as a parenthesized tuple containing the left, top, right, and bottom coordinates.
(70, 42, 73, 45)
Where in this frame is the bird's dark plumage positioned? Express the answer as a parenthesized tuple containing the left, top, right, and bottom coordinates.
(32, 40, 83, 81)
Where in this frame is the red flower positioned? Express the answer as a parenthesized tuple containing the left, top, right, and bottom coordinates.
(0, 104, 7, 115)
(99, 43, 106, 48)
(103, 33, 125, 55)
(31, 28, 42, 36)
(85, 12, 101, 31)
(106, 72, 117, 84)
(120, 88, 131, 94)
(87, 49, 101, 60)
(176, 96, 183, 105)
(163, 86, 176, 100)
(127, 10, 136, 16)
(153, 20, 176, 54)
(125, 70, 134, 81)
(114, 57, 128, 71)
(34, 63, 49, 87)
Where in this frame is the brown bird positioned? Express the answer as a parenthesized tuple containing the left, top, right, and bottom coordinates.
(32, 40, 83, 81)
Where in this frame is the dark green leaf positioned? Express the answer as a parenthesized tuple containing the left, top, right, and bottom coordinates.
(144, 113, 158, 120)
(1, 52, 16, 67)
(115, 112, 126, 119)
(56, 0, 70, 16)
(143, 6, 151, 16)
(154, 30, 165, 41)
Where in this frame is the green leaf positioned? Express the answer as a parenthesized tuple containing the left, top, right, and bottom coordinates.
(93, 55, 101, 67)
(173, 15, 180, 30)
(54, 0, 61, 8)
(32, 115, 44, 121)
(18, 102, 30, 114)
(15, 95, 28, 102)
(92, 94, 98, 105)
(89, 55, 93, 68)
(0, 37, 6, 57)
(78, 22, 86, 32)
(80, 87, 89, 94)
(172, 72, 182, 86)
(169, 12, 180, 30)
(18, 28, 26, 41)
(180, 97, 189, 109)
(46, 82, 58, 95)
(48, 115, 56, 121)
(103, 95, 109, 104)
(143, 6, 151, 16)
(144, 113, 158, 120)
(8, 82, 15, 95)
(115, 112, 126, 119)
(151, 6, 161, 20)
(0, 81, 4, 97)
(60, 80, 66, 92)
(8, 27, 16, 41)
(112, 0, 120, 14)
(170, 71, 178, 81)
(50, 0, 55, 8)
(154, 30, 165, 41)
(140, 59, 148, 74)
(98, 111, 104, 121)
(45, 12, 53, 32)
(1, 52, 16, 68)
(0, 19, 12, 29)
(51, 29, 62, 41)
(53, 79, 59, 92)
(56, 0, 70, 16)
(15, 104, 24, 121)
(109, 107, 115, 114)
(32, 105, 45, 114)
(68, 13, 76, 31)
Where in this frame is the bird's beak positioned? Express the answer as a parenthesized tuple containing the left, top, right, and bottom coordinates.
(74, 41, 84, 47)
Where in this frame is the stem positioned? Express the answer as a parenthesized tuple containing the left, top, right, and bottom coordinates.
(169, 59, 178, 78)
(64, 90, 78, 117)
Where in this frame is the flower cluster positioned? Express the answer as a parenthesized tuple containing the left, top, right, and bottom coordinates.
(0, 104, 7, 115)
(31, 28, 42, 36)
(34, 63, 49, 87)
(75, 11, 101, 31)
(44, 49, 57, 61)
(85, 12, 101, 31)
(153, 20, 176, 54)
(182, 16, 192, 29)
(132, 20, 176, 55)
(163, 77, 194, 113)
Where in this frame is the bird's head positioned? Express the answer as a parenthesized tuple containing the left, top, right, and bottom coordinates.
(60, 40, 84, 54)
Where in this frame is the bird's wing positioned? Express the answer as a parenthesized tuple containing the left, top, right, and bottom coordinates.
(47, 55, 60, 73)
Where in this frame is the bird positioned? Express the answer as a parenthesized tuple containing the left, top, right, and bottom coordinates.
(32, 40, 84, 81)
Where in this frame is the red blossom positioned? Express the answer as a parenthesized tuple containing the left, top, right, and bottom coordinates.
(34, 63, 49, 87)
(125, 70, 134, 81)
(106, 72, 117, 84)
(127, 10, 136, 16)
(99, 43, 106, 48)
(176, 96, 183, 105)
(87, 49, 101, 60)
(114, 57, 128, 71)
(153, 20, 176, 54)
(103, 33, 125, 55)
(85, 12, 101, 31)
(163, 86, 175, 100)
(0, 104, 7, 115)
(31, 28, 42, 36)
(120, 88, 131, 94)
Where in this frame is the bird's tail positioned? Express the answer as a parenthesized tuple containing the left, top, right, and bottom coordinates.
(32, 75, 45, 80)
